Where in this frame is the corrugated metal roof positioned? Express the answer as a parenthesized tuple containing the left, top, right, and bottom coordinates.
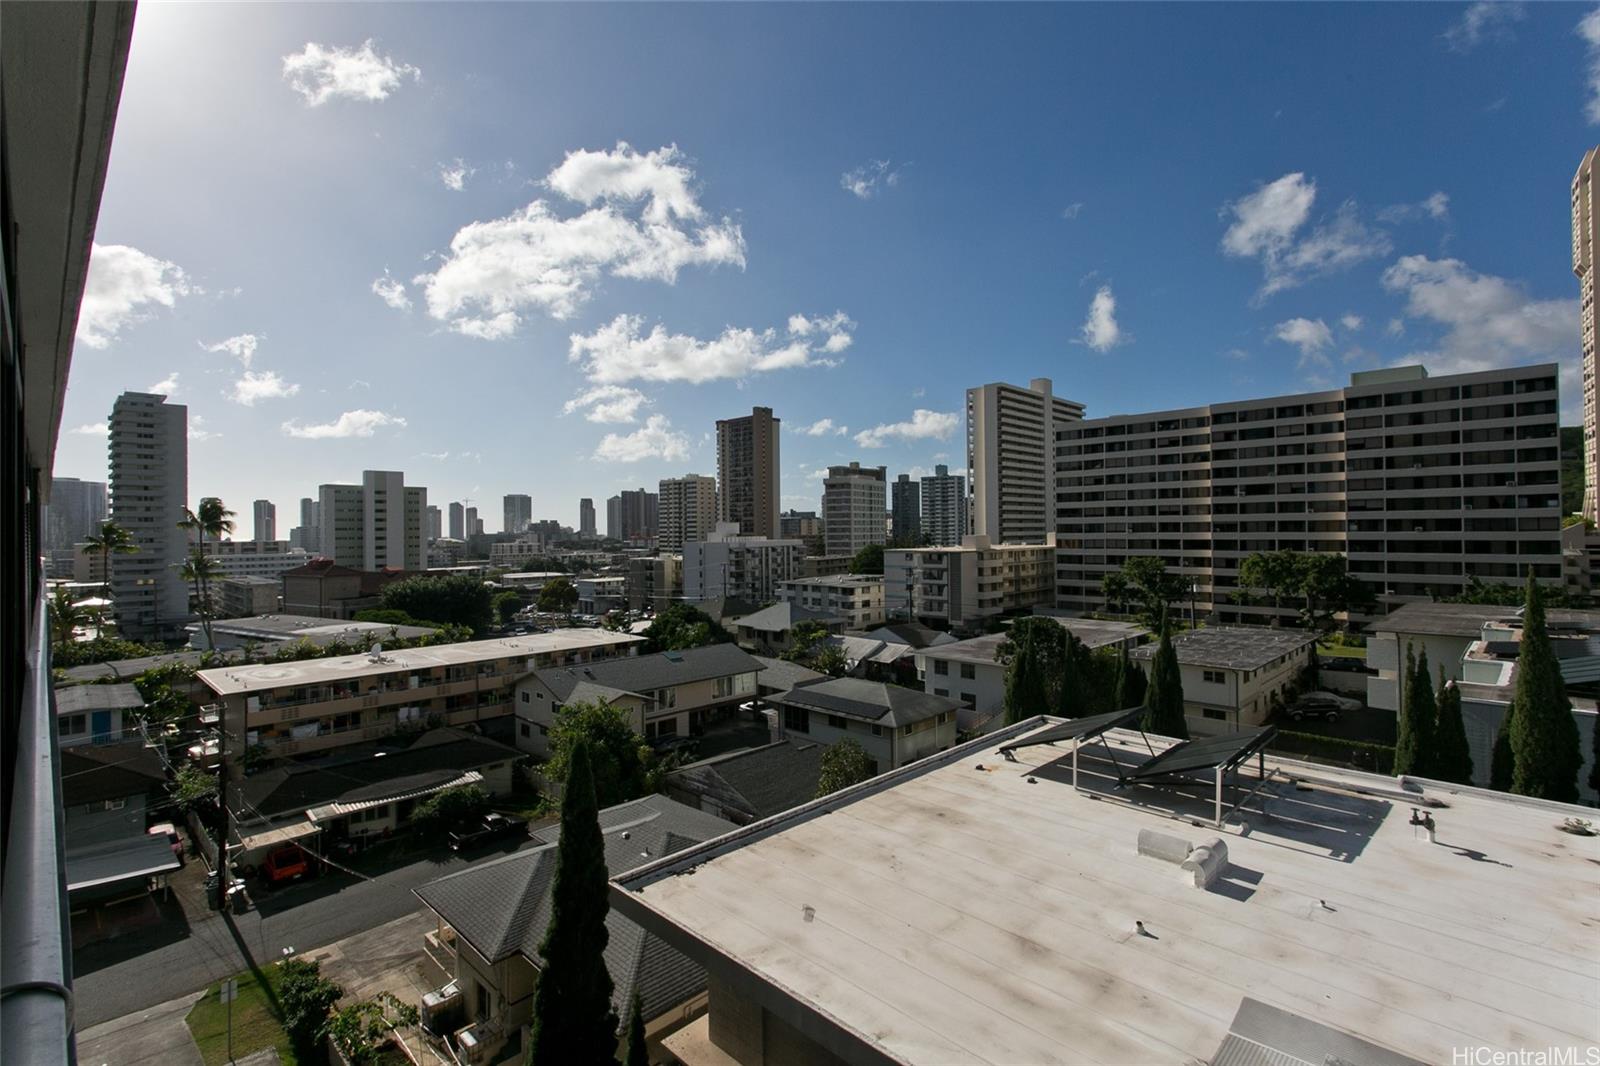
(305, 769, 481, 822)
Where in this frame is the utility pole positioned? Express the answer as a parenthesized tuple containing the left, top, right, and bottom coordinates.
(213, 697, 230, 910)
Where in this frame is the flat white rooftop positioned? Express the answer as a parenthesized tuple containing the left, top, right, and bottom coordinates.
(197, 630, 643, 696)
(615, 719, 1600, 1065)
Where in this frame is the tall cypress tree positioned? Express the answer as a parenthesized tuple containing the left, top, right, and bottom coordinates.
(528, 740, 618, 1065)
(1588, 707, 1600, 797)
(1432, 670, 1473, 786)
(1004, 621, 1052, 724)
(1394, 644, 1436, 777)
(1114, 642, 1147, 710)
(1489, 699, 1516, 791)
(1056, 631, 1088, 718)
(1509, 573, 1581, 802)
(1142, 622, 1189, 740)
(624, 991, 647, 1066)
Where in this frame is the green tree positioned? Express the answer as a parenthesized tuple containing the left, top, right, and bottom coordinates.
(538, 577, 579, 617)
(381, 573, 494, 635)
(1589, 702, 1600, 797)
(1237, 549, 1300, 621)
(1490, 700, 1516, 790)
(353, 607, 425, 627)
(493, 590, 525, 625)
(83, 519, 137, 605)
(546, 701, 651, 808)
(528, 740, 618, 1065)
(1446, 574, 1574, 609)
(1056, 630, 1091, 718)
(179, 553, 225, 647)
(641, 604, 732, 652)
(1111, 643, 1146, 710)
(1141, 621, 1188, 739)
(178, 498, 236, 648)
(1000, 617, 1060, 724)
(1394, 645, 1436, 778)
(1292, 553, 1375, 633)
(47, 634, 164, 668)
(1509, 573, 1581, 801)
(410, 785, 489, 838)
(324, 992, 419, 1066)
(277, 957, 343, 1060)
(782, 621, 848, 675)
(624, 991, 648, 1066)
(1432, 672, 1474, 785)
(170, 764, 218, 811)
(48, 587, 85, 647)
(848, 543, 885, 575)
(1106, 557, 1189, 631)
(815, 738, 876, 797)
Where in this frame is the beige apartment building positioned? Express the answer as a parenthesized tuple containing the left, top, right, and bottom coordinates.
(777, 574, 886, 629)
(716, 406, 781, 538)
(1576, 146, 1599, 525)
(967, 378, 1084, 544)
(1054, 364, 1564, 626)
(657, 473, 719, 553)
(822, 462, 887, 556)
(884, 534, 1058, 630)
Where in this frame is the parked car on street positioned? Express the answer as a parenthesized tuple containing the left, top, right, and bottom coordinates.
(1286, 691, 1362, 722)
(448, 812, 530, 852)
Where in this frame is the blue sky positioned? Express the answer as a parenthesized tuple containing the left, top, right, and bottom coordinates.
(55, 1, 1592, 532)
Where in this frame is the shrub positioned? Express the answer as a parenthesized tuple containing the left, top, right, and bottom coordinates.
(277, 957, 343, 1059)
(1271, 730, 1395, 775)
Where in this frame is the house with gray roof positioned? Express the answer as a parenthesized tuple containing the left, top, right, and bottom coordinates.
(775, 677, 960, 772)
(1131, 626, 1317, 734)
(663, 740, 825, 825)
(54, 682, 143, 747)
(514, 643, 764, 756)
(728, 602, 845, 655)
(413, 795, 733, 1062)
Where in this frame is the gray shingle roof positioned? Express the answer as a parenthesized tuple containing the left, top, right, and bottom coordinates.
(750, 655, 825, 694)
(54, 683, 144, 714)
(732, 602, 844, 633)
(1130, 625, 1317, 671)
(665, 741, 825, 823)
(533, 643, 763, 703)
(778, 677, 961, 727)
(415, 795, 733, 1027)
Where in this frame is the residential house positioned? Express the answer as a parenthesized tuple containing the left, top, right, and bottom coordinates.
(729, 602, 846, 655)
(663, 740, 825, 826)
(773, 677, 960, 772)
(55, 683, 142, 747)
(60, 742, 180, 902)
(1131, 626, 1317, 734)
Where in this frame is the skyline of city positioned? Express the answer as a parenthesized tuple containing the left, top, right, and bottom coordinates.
(49, 2, 1592, 527)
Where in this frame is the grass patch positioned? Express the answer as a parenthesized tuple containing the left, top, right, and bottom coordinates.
(1316, 642, 1367, 659)
(186, 966, 299, 1066)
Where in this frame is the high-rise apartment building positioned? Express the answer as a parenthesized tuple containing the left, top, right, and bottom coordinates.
(920, 464, 968, 546)
(448, 501, 465, 541)
(317, 470, 427, 571)
(108, 392, 189, 638)
(1574, 146, 1599, 525)
(716, 406, 780, 537)
(464, 506, 481, 538)
(779, 509, 825, 554)
(289, 496, 321, 554)
(426, 504, 442, 542)
(503, 493, 532, 535)
(823, 462, 887, 557)
(658, 474, 718, 553)
(967, 378, 1084, 543)
(579, 497, 596, 538)
(1053, 364, 1564, 625)
(606, 495, 621, 540)
(45, 475, 106, 553)
(891, 473, 921, 544)
(615, 488, 658, 541)
(252, 499, 276, 543)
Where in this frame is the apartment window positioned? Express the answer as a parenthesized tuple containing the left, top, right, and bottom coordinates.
(519, 722, 531, 739)
(871, 724, 883, 737)
(59, 713, 87, 736)
(960, 693, 976, 708)
(959, 663, 976, 680)
(1202, 669, 1225, 684)
(520, 691, 530, 703)
(828, 714, 848, 730)
(932, 660, 948, 676)
(934, 688, 949, 697)
(784, 707, 810, 734)
(1203, 708, 1227, 721)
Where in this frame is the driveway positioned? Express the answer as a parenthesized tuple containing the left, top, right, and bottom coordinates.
(73, 835, 532, 1029)
(76, 991, 204, 1066)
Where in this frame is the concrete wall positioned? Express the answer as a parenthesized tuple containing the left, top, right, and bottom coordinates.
(921, 657, 1003, 725)
(1366, 630, 1479, 711)
(704, 974, 849, 1066)
(66, 791, 146, 847)
(781, 707, 956, 771)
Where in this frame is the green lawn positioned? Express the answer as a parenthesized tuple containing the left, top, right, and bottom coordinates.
(186, 966, 298, 1066)
(1316, 642, 1367, 659)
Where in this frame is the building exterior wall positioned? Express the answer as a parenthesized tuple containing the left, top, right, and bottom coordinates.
(658, 475, 719, 553)
(1365, 629, 1481, 712)
(967, 378, 1084, 544)
(885, 536, 1056, 629)
(717, 407, 781, 538)
(891, 475, 920, 543)
(46, 476, 107, 554)
(579, 497, 596, 538)
(57, 707, 128, 748)
(684, 524, 805, 603)
(514, 669, 758, 757)
(108, 391, 189, 638)
(1055, 364, 1564, 628)
(205, 541, 311, 579)
(822, 463, 886, 557)
(920, 465, 967, 546)
(503, 494, 532, 535)
(918, 654, 1002, 724)
(776, 704, 955, 771)
(252, 499, 275, 542)
(777, 577, 886, 629)
(215, 577, 279, 618)
(1576, 148, 1599, 527)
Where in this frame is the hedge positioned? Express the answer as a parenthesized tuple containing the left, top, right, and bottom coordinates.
(1270, 730, 1395, 775)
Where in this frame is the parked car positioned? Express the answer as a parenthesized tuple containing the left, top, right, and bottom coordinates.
(260, 844, 311, 885)
(448, 813, 530, 852)
(147, 822, 184, 863)
(1286, 692, 1362, 722)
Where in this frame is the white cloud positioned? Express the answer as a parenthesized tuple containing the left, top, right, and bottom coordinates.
(1386, 317, 1406, 337)
(1581, 7, 1600, 123)
(230, 370, 301, 406)
(1219, 174, 1388, 299)
(1271, 317, 1335, 369)
(786, 311, 855, 354)
(148, 372, 180, 396)
(439, 159, 475, 192)
(281, 40, 419, 106)
(1061, 202, 1084, 220)
(188, 415, 219, 442)
(1340, 314, 1364, 331)
(201, 333, 260, 366)
(282, 409, 407, 439)
(562, 385, 649, 423)
(414, 143, 746, 336)
(371, 272, 411, 311)
(1376, 191, 1451, 224)
(1223, 348, 1250, 361)
(800, 418, 849, 437)
(840, 160, 903, 199)
(1080, 285, 1124, 352)
(70, 422, 109, 436)
(568, 313, 849, 386)
(1381, 256, 1578, 407)
(854, 409, 960, 449)
(77, 243, 190, 348)
(593, 414, 689, 462)
(1444, 1, 1525, 52)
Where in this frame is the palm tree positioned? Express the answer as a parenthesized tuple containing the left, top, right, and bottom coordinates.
(179, 498, 235, 649)
(179, 553, 225, 649)
(82, 519, 137, 603)
(48, 587, 84, 647)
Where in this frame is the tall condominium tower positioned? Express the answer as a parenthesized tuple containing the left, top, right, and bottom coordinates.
(823, 462, 887, 557)
(890, 473, 921, 543)
(967, 378, 1084, 543)
(920, 464, 968, 546)
(45, 476, 106, 553)
(108, 392, 189, 638)
(1574, 146, 1599, 524)
(1054, 364, 1564, 625)
(252, 499, 276, 542)
(448, 501, 464, 540)
(289, 497, 321, 554)
(616, 488, 658, 541)
(464, 506, 481, 537)
(579, 497, 596, 538)
(426, 505, 442, 542)
(503, 493, 532, 535)
(658, 474, 718, 552)
(317, 470, 427, 571)
(606, 495, 621, 540)
(716, 406, 780, 537)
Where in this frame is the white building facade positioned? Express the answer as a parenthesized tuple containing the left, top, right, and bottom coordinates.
(684, 522, 805, 603)
(657, 474, 718, 553)
(885, 535, 1057, 630)
(778, 574, 886, 629)
(920, 464, 967, 546)
(967, 378, 1084, 544)
(108, 391, 189, 638)
(822, 462, 886, 557)
(318, 470, 427, 572)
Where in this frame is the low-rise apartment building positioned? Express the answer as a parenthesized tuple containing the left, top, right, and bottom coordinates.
(683, 523, 805, 603)
(575, 575, 626, 615)
(885, 534, 1057, 631)
(205, 539, 311, 580)
(214, 575, 279, 618)
(514, 643, 764, 754)
(199, 630, 644, 768)
(626, 555, 683, 612)
(280, 558, 410, 619)
(1130, 625, 1317, 733)
(772, 677, 960, 772)
(777, 574, 886, 629)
